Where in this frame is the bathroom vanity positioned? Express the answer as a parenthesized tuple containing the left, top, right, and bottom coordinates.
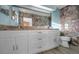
(0, 30, 60, 54)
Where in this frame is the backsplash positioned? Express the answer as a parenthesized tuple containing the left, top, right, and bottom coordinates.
(32, 15, 49, 26)
(20, 12, 49, 26)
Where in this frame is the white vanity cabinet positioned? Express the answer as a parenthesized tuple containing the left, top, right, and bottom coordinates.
(39, 30, 59, 52)
(13, 31, 28, 54)
(28, 30, 60, 53)
(0, 31, 28, 54)
(0, 30, 60, 54)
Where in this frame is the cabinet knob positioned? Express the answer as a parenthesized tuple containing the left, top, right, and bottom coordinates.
(38, 46, 42, 48)
(13, 45, 16, 51)
(16, 45, 18, 50)
(38, 38, 42, 40)
(38, 32, 42, 33)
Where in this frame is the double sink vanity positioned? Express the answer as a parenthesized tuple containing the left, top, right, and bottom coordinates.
(0, 29, 60, 54)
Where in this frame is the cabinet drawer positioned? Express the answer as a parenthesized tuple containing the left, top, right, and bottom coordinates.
(29, 38, 42, 53)
(0, 31, 28, 39)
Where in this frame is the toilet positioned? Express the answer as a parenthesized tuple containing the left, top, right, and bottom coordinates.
(60, 36, 71, 48)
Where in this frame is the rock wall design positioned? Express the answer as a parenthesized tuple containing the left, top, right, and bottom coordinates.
(60, 5, 79, 33)
(20, 12, 49, 26)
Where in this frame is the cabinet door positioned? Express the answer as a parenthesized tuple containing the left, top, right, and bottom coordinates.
(15, 39, 27, 54)
(0, 39, 11, 54)
(0, 31, 17, 54)
(47, 31, 59, 48)
(14, 32, 28, 54)
(42, 30, 59, 51)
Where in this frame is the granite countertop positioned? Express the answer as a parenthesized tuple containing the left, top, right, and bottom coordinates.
(0, 25, 59, 30)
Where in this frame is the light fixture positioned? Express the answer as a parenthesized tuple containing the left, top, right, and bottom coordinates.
(32, 5, 53, 11)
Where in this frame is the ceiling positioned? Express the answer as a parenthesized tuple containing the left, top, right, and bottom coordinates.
(14, 5, 67, 16)
(42, 5, 66, 9)
(0, 5, 67, 16)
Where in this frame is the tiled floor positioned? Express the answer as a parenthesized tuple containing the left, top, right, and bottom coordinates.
(40, 45, 79, 54)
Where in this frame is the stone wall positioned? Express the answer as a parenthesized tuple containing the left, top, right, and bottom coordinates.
(20, 12, 49, 26)
(60, 5, 79, 33)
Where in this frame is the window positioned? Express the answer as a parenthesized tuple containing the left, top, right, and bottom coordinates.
(22, 17, 32, 27)
(65, 23, 68, 30)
